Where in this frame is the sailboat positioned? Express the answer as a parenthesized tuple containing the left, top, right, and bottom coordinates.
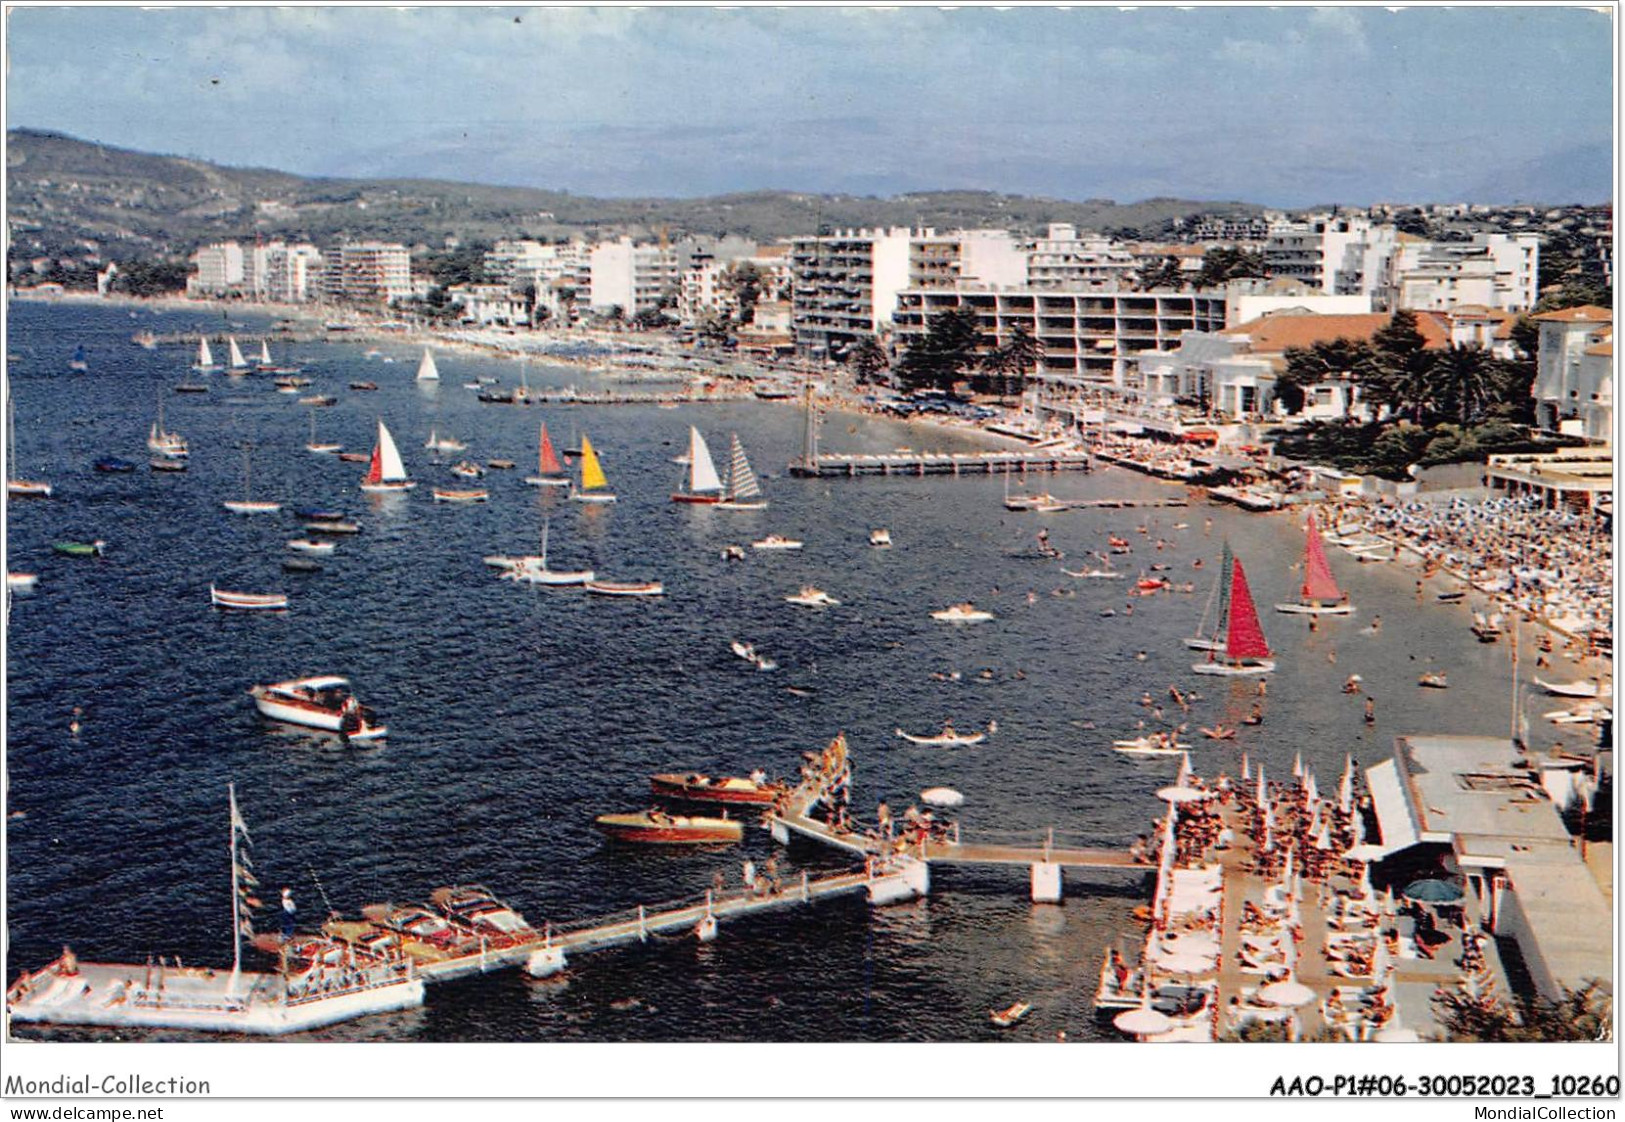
(226, 337, 251, 373)
(1275, 513, 1354, 615)
(503, 517, 594, 585)
(1186, 542, 1233, 650)
(524, 422, 570, 487)
(1191, 556, 1274, 676)
(424, 429, 467, 453)
(714, 435, 767, 511)
(193, 336, 221, 374)
(304, 411, 341, 455)
(257, 340, 300, 375)
(416, 349, 440, 382)
(222, 442, 282, 514)
(671, 426, 724, 503)
(6, 395, 52, 497)
(570, 434, 617, 504)
(147, 388, 189, 459)
(359, 419, 416, 493)
(69, 345, 89, 373)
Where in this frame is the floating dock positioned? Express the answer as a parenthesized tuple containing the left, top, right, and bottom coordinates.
(789, 450, 1093, 478)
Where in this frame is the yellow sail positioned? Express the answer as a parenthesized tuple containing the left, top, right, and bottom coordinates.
(579, 434, 609, 491)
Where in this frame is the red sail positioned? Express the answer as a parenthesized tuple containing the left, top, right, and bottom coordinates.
(537, 423, 563, 475)
(1300, 513, 1343, 604)
(363, 444, 383, 486)
(1225, 558, 1272, 661)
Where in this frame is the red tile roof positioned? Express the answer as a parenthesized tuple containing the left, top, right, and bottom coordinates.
(1532, 305, 1613, 323)
(1221, 312, 1449, 353)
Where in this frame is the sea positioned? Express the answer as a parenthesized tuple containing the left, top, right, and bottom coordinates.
(3, 299, 1583, 1042)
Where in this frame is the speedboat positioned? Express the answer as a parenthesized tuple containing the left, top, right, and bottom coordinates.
(429, 886, 535, 942)
(649, 773, 784, 806)
(895, 724, 987, 746)
(210, 585, 288, 611)
(248, 675, 387, 741)
(363, 904, 462, 949)
(932, 603, 994, 623)
(52, 540, 105, 558)
(287, 538, 336, 555)
(785, 587, 839, 607)
(594, 810, 743, 845)
(502, 558, 594, 586)
(870, 529, 892, 548)
(1534, 678, 1606, 699)
(585, 579, 664, 597)
(752, 534, 803, 551)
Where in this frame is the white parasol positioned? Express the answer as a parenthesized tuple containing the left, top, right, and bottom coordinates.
(1241, 752, 1251, 781)
(1157, 785, 1212, 804)
(1155, 951, 1216, 975)
(921, 787, 964, 808)
(1293, 751, 1303, 778)
(1114, 1005, 1173, 1036)
(1338, 754, 1354, 815)
(1373, 1026, 1420, 1043)
(1343, 843, 1386, 863)
(1258, 979, 1316, 1007)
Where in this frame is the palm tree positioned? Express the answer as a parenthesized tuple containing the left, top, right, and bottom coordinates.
(1431, 344, 1498, 426)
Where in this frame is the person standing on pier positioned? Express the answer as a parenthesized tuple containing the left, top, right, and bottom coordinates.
(281, 887, 297, 939)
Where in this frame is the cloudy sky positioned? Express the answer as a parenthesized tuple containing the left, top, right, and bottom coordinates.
(5, 5, 1614, 205)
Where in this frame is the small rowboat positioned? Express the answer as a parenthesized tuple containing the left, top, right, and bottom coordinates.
(287, 538, 336, 555)
(303, 520, 361, 535)
(896, 725, 987, 746)
(8, 479, 53, 497)
(223, 499, 282, 515)
(210, 584, 288, 611)
(486, 459, 516, 470)
(593, 810, 742, 845)
(649, 773, 784, 806)
(449, 461, 486, 479)
(174, 383, 209, 394)
(295, 508, 344, 522)
(337, 452, 370, 463)
(305, 442, 343, 455)
(752, 535, 803, 551)
(432, 488, 489, 504)
(282, 558, 323, 573)
(297, 395, 337, 406)
(585, 580, 664, 597)
(52, 540, 105, 558)
(348, 381, 378, 391)
(990, 1002, 1033, 1028)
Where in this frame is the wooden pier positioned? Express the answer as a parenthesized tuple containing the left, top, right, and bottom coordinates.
(788, 450, 1093, 479)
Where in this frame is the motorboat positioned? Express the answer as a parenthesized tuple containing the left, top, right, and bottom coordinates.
(895, 724, 987, 746)
(210, 585, 289, 612)
(248, 675, 387, 741)
(649, 773, 784, 806)
(785, 587, 839, 607)
(593, 810, 743, 845)
(363, 904, 461, 949)
(287, 539, 336, 555)
(424, 430, 467, 453)
(870, 529, 892, 548)
(931, 603, 994, 623)
(431, 488, 489, 504)
(7, 572, 39, 592)
(52, 540, 105, 558)
(752, 534, 803, 551)
(1112, 736, 1191, 756)
(990, 1002, 1033, 1028)
(149, 457, 187, 472)
(429, 886, 535, 942)
(585, 580, 664, 597)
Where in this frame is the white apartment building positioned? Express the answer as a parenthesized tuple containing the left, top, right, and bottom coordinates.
(445, 283, 529, 326)
(891, 288, 1227, 385)
(188, 241, 245, 296)
(249, 242, 323, 303)
(322, 242, 413, 305)
(1390, 233, 1540, 314)
(485, 239, 591, 321)
(1264, 215, 1375, 292)
(1531, 305, 1613, 435)
(588, 236, 675, 316)
(1026, 224, 1137, 291)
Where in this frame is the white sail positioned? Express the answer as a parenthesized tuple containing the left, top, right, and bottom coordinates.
(416, 349, 440, 382)
(377, 420, 408, 482)
(259, 340, 272, 365)
(228, 337, 248, 368)
(687, 427, 723, 494)
(198, 337, 214, 367)
(727, 435, 763, 500)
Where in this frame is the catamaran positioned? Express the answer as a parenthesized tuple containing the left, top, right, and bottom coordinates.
(1191, 556, 1274, 676)
(1275, 513, 1354, 615)
(193, 336, 221, 374)
(7, 394, 52, 498)
(416, 349, 440, 382)
(1185, 542, 1233, 650)
(524, 422, 570, 487)
(714, 434, 767, 510)
(222, 443, 281, 514)
(570, 434, 617, 504)
(226, 337, 251, 373)
(359, 420, 416, 493)
(147, 388, 188, 459)
(671, 426, 723, 503)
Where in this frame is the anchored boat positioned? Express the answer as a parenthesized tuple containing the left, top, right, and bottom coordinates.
(1275, 514, 1354, 615)
(649, 772, 784, 806)
(248, 675, 387, 741)
(360, 420, 416, 493)
(523, 421, 570, 487)
(1191, 556, 1274, 676)
(672, 425, 724, 503)
(569, 435, 617, 504)
(594, 810, 743, 845)
(210, 585, 289, 611)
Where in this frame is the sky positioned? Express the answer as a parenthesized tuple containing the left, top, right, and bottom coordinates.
(4, 5, 1615, 206)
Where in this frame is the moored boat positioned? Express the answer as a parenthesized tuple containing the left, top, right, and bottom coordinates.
(424, 430, 467, 453)
(752, 534, 802, 550)
(248, 675, 387, 740)
(210, 585, 289, 611)
(1274, 514, 1354, 615)
(360, 420, 416, 493)
(649, 772, 784, 806)
(895, 724, 987, 746)
(585, 579, 664, 597)
(431, 488, 489, 504)
(303, 519, 362, 535)
(932, 603, 994, 623)
(94, 457, 137, 473)
(287, 538, 336, 555)
(870, 528, 892, 548)
(990, 1001, 1033, 1028)
(593, 809, 743, 845)
(222, 442, 280, 513)
(671, 426, 724, 503)
(785, 587, 839, 607)
(1192, 556, 1274, 676)
(52, 540, 105, 558)
(7, 572, 39, 591)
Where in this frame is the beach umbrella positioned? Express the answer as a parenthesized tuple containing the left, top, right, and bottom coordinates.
(1156, 951, 1216, 975)
(1157, 785, 1212, 804)
(1262, 805, 1274, 853)
(1256, 764, 1267, 807)
(1338, 755, 1354, 815)
(1315, 822, 1333, 850)
(1177, 751, 1193, 785)
(1343, 843, 1386, 863)
(1293, 752, 1303, 778)
(1402, 879, 1464, 905)
(1304, 770, 1319, 807)
(1374, 1026, 1421, 1043)
(921, 787, 964, 808)
(1114, 1004, 1173, 1036)
(1240, 752, 1251, 781)
(1259, 979, 1316, 1007)
(1166, 931, 1220, 957)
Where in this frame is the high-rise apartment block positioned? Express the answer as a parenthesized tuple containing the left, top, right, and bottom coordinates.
(322, 242, 413, 305)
